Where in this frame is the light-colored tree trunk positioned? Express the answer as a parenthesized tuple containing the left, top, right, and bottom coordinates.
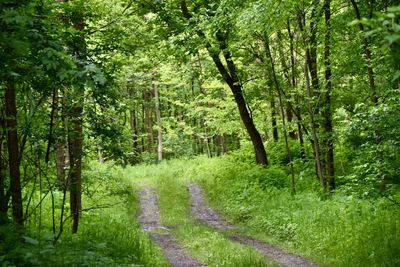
(153, 80, 163, 162)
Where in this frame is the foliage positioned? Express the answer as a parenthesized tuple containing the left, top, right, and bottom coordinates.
(188, 154, 400, 267)
(0, 161, 165, 266)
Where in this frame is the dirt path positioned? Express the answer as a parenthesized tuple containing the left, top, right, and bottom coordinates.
(139, 187, 204, 267)
(188, 183, 319, 267)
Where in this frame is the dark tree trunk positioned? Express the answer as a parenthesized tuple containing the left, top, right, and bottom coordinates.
(299, 9, 326, 189)
(216, 37, 268, 165)
(181, 0, 268, 166)
(323, 0, 335, 191)
(5, 83, 23, 225)
(271, 98, 279, 142)
(68, 103, 83, 234)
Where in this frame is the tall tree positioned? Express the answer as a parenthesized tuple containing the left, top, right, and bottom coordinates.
(4, 83, 23, 225)
(323, 0, 335, 191)
(180, 0, 268, 165)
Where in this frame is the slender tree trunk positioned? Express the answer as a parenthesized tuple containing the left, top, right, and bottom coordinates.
(304, 57, 326, 190)
(349, 0, 378, 104)
(264, 35, 296, 194)
(323, 0, 335, 191)
(222, 134, 229, 153)
(271, 98, 279, 142)
(299, 9, 326, 188)
(308, 1, 321, 97)
(200, 118, 212, 158)
(287, 21, 306, 158)
(153, 81, 163, 162)
(276, 31, 297, 140)
(129, 109, 139, 155)
(196, 54, 212, 158)
(144, 90, 154, 154)
(217, 39, 268, 165)
(5, 83, 23, 225)
(50, 89, 67, 189)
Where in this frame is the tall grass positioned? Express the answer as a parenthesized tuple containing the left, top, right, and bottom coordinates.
(186, 155, 400, 267)
(0, 161, 167, 267)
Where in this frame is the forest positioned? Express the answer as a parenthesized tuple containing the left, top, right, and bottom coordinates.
(0, 0, 399, 266)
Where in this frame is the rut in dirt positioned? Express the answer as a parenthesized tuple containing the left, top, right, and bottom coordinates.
(188, 183, 319, 267)
(139, 187, 204, 267)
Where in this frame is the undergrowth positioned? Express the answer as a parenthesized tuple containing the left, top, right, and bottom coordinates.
(190, 153, 400, 267)
(0, 161, 166, 267)
(127, 148, 400, 267)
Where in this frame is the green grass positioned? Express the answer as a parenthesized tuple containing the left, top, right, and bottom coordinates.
(185, 155, 400, 267)
(1, 161, 167, 267)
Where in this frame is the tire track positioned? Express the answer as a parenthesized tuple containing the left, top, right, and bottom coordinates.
(139, 187, 205, 267)
(188, 183, 319, 267)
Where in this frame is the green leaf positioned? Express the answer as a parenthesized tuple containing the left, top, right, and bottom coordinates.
(392, 71, 400, 82)
(385, 34, 400, 45)
(22, 236, 39, 245)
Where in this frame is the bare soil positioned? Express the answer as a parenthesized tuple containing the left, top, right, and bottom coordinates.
(139, 187, 204, 267)
(187, 183, 319, 267)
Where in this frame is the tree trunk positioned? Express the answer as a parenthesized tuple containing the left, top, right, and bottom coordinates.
(181, 1, 268, 166)
(67, 102, 83, 234)
(5, 83, 23, 225)
(129, 109, 139, 155)
(153, 80, 163, 162)
(216, 34, 267, 165)
(271, 98, 279, 142)
(299, 9, 326, 188)
(276, 31, 297, 140)
(287, 21, 306, 158)
(304, 58, 326, 190)
(196, 54, 212, 158)
(264, 35, 296, 194)
(308, 1, 321, 97)
(323, 0, 335, 191)
(349, 0, 378, 103)
(52, 89, 68, 189)
(144, 90, 154, 154)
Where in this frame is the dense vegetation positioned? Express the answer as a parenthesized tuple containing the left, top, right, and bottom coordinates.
(1, 0, 399, 266)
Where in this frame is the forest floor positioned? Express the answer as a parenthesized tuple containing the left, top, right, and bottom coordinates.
(138, 183, 318, 267)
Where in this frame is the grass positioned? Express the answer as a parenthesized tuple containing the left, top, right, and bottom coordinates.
(126, 160, 275, 266)
(127, 152, 400, 267)
(1, 160, 167, 267)
(186, 155, 400, 267)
